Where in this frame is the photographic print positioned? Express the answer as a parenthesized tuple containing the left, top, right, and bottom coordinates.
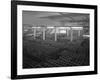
(11, 0, 97, 79)
(23, 11, 90, 68)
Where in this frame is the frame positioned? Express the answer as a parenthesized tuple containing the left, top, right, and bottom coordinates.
(11, 0, 97, 79)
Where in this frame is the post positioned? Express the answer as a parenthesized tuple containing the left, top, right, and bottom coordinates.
(67, 29, 69, 36)
(78, 30, 81, 36)
(54, 27, 57, 41)
(33, 28, 36, 39)
(43, 27, 46, 40)
(70, 27, 73, 42)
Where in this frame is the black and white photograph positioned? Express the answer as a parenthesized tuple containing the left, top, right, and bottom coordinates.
(11, 1, 97, 79)
(23, 11, 90, 69)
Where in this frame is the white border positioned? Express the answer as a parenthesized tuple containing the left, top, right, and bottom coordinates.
(17, 5, 94, 75)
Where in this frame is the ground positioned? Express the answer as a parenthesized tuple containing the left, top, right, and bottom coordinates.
(23, 35, 89, 68)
